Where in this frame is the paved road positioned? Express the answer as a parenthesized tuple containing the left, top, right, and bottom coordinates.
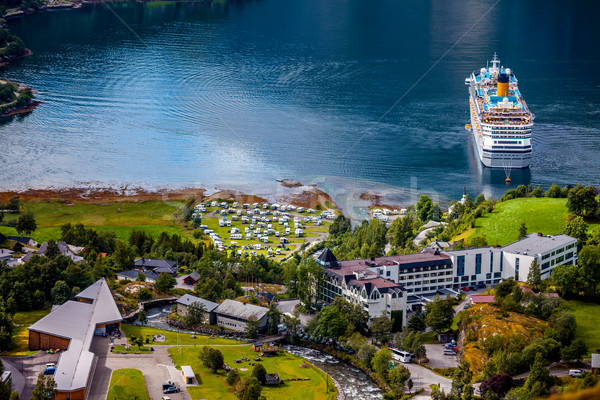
(402, 361, 452, 399)
(89, 335, 191, 400)
(1, 352, 59, 400)
(276, 299, 299, 315)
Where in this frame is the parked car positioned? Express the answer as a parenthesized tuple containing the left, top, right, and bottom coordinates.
(43, 367, 56, 375)
(468, 286, 477, 291)
(569, 370, 584, 377)
(461, 286, 470, 291)
(463, 303, 470, 309)
(443, 348, 456, 355)
(476, 283, 486, 289)
(163, 386, 180, 394)
(161, 397, 171, 400)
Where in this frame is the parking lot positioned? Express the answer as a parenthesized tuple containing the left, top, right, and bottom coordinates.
(1, 351, 60, 399)
(425, 344, 458, 370)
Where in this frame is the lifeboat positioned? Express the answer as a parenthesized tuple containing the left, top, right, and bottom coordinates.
(465, 124, 472, 130)
(505, 178, 511, 184)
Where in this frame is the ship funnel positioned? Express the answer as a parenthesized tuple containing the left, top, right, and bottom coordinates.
(497, 73, 509, 97)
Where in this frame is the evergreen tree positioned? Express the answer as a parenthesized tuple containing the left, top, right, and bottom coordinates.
(527, 260, 541, 291)
(518, 222, 528, 240)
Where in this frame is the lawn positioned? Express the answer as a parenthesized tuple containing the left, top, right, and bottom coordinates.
(466, 198, 568, 246)
(112, 345, 153, 354)
(107, 369, 149, 400)
(121, 324, 243, 346)
(0, 309, 51, 357)
(169, 345, 336, 400)
(0, 199, 189, 243)
(565, 300, 600, 356)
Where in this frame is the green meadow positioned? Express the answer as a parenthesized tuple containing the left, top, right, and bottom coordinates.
(169, 345, 336, 400)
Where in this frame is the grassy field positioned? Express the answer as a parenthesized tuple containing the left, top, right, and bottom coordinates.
(121, 324, 243, 346)
(0, 309, 51, 357)
(107, 369, 150, 400)
(0, 199, 189, 243)
(565, 300, 600, 356)
(169, 345, 336, 400)
(112, 344, 153, 354)
(461, 198, 599, 246)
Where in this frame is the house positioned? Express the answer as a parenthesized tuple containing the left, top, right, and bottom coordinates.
(118, 258, 179, 283)
(116, 269, 160, 283)
(213, 299, 268, 332)
(592, 354, 600, 372)
(470, 294, 495, 304)
(257, 292, 275, 303)
(176, 294, 219, 325)
(7, 236, 37, 247)
(28, 278, 122, 400)
(134, 258, 178, 276)
(0, 248, 14, 263)
(265, 373, 280, 385)
(182, 271, 201, 286)
(37, 241, 85, 263)
(181, 365, 196, 385)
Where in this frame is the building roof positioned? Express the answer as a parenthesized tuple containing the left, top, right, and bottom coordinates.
(214, 299, 268, 321)
(470, 294, 495, 303)
(117, 269, 160, 281)
(592, 354, 600, 369)
(184, 271, 201, 282)
(181, 365, 194, 378)
(134, 258, 178, 270)
(7, 236, 32, 245)
(258, 292, 275, 302)
(317, 248, 339, 267)
(443, 246, 499, 257)
(28, 278, 122, 393)
(501, 233, 576, 256)
(265, 373, 280, 383)
(0, 248, 14, 257)
(338, 252, 452, 271)
(176, 294, 219, 312)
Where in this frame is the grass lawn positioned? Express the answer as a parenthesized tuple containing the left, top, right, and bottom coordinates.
(107, 369, 149, 400)
(121, 324, 243, 346)
(565, 300, 600, 356)
(169, 345, 336, 400)
(0, 309, 51, 357)
(0, 199, 189, 243)
(112, 345, 153, 354)
(467, 198, 568, 246)
(462, 198, 600, 246)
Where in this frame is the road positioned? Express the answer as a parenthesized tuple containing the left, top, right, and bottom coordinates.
(276, 299, 314, 327)
(401, 361, 452, 399)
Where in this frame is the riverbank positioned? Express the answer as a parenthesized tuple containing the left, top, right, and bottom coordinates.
(0, 181, 338, 209)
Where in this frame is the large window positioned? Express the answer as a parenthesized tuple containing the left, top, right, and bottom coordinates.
(490, 252, 494, 272)
(475, 254, 482, 274)
(515, 258, 520, 281)
(457, 255, 465, 277)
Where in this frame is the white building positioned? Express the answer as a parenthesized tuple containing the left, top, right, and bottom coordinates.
(213, 299, 268, 332)
(316, 249, 408, 327)
(442, 233, 577, 287)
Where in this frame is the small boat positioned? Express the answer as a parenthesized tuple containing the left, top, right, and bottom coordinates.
(465, 124, 471, 130)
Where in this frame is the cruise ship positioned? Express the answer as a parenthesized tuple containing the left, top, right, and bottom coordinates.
(465, 54, 534, 169)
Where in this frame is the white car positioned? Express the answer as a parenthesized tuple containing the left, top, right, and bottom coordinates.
(569, 369, 584, 377)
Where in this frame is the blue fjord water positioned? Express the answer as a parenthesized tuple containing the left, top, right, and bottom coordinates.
(1, 0, 599, 205)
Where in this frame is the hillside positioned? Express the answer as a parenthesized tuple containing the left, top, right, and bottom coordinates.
(458, 198, 599, 246)
(460, 304, 548, 373)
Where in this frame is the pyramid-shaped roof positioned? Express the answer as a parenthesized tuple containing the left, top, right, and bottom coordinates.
(317, 248, 339, 267)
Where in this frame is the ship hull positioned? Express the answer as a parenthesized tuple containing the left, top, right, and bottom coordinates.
(469, 110, 531, 169)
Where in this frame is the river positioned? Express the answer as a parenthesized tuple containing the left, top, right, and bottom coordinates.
(1, 0, 599, 205)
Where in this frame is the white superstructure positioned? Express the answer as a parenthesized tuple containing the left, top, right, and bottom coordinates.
(465, 53, 534, 168)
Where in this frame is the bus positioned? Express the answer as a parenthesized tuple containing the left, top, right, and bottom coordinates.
(390, 348, 413, 363)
